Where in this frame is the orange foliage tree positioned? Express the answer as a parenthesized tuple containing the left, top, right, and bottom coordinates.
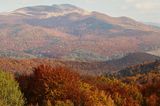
(18, 65, 115, 106)
(82, 76, 143, 106)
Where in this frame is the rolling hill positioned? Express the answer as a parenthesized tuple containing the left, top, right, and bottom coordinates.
(107, 52, 160, 70)
(115, 60, 160, 77)
(0, 52, 159, 76)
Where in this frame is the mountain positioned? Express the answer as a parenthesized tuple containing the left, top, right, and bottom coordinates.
(0, 4, 160, 60)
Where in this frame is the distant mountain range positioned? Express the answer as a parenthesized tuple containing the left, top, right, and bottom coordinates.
(145, 22, 160, 28)
(0, 4, 160, 60)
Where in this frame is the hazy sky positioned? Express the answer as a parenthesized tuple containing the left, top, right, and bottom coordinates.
(0, 0, 159, 23)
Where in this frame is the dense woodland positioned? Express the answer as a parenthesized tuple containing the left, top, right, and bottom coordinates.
(0, 60, 160, 106)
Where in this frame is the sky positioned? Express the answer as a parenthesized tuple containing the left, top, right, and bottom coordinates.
(0, 0, 159, 23)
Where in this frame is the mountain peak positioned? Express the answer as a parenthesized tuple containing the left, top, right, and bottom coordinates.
(12, 4, 90, 18)
(52, 4, 79, 9)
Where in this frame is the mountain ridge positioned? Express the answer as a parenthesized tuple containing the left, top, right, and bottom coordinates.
(0, 4, 160, 60)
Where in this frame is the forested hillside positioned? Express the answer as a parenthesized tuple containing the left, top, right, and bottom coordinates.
(0, 61, 160, 106)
